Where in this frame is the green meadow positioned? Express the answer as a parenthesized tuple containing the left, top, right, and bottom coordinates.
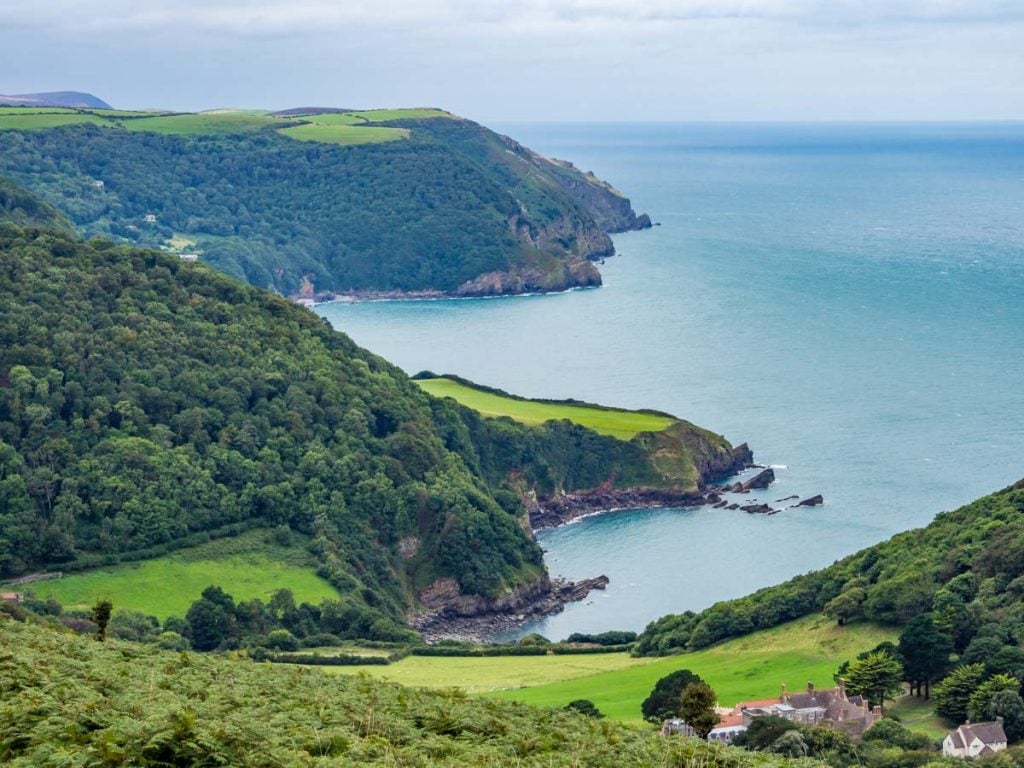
(348, 108, 453, 122)
(415, 377, 675, 440)
(277, 122, 409, 145)
(123, 111, 277, 136)
(325, 615, 896, 723)
(31, 530, 339, 620)
(0, 112, 112, 130)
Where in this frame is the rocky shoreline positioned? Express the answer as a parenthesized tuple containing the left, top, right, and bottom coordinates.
(410, 575, 610, 643)
(410, 459, 826, 642)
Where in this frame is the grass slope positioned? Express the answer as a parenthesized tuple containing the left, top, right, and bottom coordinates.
(492, 616, 894, 721)
(32, 530, 339, 620)
(416, 377, 674, 440)
(0, 620, 810, 767)
(278, 122, 409, 145)
(324, 615, 893, 722)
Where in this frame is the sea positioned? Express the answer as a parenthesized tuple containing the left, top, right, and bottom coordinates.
(316, 122, 1024, 641)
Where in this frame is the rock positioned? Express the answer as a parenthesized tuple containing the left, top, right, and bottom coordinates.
(796, 495, 824, 507)
(726, 503, 739, 510)
(740, 503, 775, 514)
(409, 574, 611, 643)
(740, 468, 775, 491)
(775, 495, 799, 503)
(529, 486, 705, 529)
(714, 501, 728, 508)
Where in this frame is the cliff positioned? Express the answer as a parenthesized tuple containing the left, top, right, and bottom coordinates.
(0, 107, 650, 298)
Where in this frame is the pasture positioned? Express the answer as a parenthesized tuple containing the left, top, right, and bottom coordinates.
(325, 615, 895, 722)
(31, 530, 339, 620)
(415, 377, 675, 439)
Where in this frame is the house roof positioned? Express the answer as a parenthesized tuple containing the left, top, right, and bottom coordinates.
(961, 722, 1007, 746)
(948, 731, 965, 749)
(714, 713, 745, 729)
(736, 698, 783, 711)
(0, 592, 19, 600)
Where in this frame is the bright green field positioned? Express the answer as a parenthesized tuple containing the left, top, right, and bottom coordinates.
(416, 377, 675, 440)
(123, 112, 277, 136)
(324, 615, 894, 722)
(32, 530, 339, 620)
(349, 108, 452, 122)
(278, 122, 409, 145)
(0, 113, 112, 130)
(491, 616, 894, 721)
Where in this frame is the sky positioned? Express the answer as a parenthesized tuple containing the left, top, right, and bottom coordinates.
(1, 0, 1022, 121)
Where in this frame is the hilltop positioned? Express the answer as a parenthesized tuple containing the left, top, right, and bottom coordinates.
(0, 90, 112, 108)
(0, 104, 650, 298)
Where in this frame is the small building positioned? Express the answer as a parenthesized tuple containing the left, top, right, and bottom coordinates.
(143, 214, 157, 223)
(179, 253, 199, 262)
(662, 712, 747, 744)
(0, 592, 22, 603)
(943, 721, 1008, 759)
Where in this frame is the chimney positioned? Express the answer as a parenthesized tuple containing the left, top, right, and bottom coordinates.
(807, 681, 815, 693)
(781, 683, 787, 701)
(997, 717, 1005, 726)
(837, 677, 846, 699)
(872, 705, 882, 717)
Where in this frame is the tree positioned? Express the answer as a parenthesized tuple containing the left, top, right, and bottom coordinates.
(981, 689, 1024, 742)
(678, 683, 719, 740)
(967, 674, 1021, 723)
(565, 699, 604, 718)
(844, 651, 904, 712)
(770, 730, 809, 758)
(733, 715, 798, 750)
(824, 587, 866, 626)
(898, 614, 953, 698)
(91, 599, 112, 642)
(934, 664, 987, 723)
(185, 598, 233, 652)
(641, 669, 704, 723)
(863, 718, 932, 750)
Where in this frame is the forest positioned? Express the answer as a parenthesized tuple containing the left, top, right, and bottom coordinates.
(0, 114, 643, 295)
(0, 182, 731, 639)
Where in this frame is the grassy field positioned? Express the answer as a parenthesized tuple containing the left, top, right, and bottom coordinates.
(31, 530, 339, 619)
(324, 615, 895, 722)
(321, 651, 649, 691)
(0, 112, 112, 130)
(123, 112, 277, 136)
(887, 695, 950, 740)
(349, 108, 452, 122)
(277, 122, 409, 145)
(415, 377, 675, 440)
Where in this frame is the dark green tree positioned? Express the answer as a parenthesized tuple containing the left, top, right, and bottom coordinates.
(844, 651, 904, 712)
(980, 689, 1024, 742)
(678, 683, 719, 740)
(898, 614, 952, 698)
(641, 669, 704, 723)
(733, 716, 798, 751)
(824, 587, 866, 626)
(933, 664, 987, 723)
(185, 598, 233, 652)
(90, 599, 112, 642)
(967, 674, 1021, 723)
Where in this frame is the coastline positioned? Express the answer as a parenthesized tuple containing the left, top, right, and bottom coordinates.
(295, 283, 600, 307)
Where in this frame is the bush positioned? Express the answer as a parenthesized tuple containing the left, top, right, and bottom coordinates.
(265, 629, 299, 652)
(565, 699, 604, 718)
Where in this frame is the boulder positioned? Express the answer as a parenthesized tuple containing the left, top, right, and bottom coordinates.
(796, 495, 824, 507)
(740, 468, 775, 491)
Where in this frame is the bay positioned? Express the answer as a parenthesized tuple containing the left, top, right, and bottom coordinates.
(317, 122, 1024, 640)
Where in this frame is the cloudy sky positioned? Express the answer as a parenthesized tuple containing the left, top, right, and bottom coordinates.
(2, 0, 1022, 120)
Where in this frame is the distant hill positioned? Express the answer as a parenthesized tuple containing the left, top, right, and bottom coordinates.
(0, 90, 112, 108)
(0, 104, 650, 297)
(0, 176, 71, 230)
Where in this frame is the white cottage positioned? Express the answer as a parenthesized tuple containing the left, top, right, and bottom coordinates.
(943, 720, 1008, 759)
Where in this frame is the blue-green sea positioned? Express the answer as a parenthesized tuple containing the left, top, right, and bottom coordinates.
(317, 123, 1024, 640)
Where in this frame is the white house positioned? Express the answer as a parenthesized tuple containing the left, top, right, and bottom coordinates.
(943, 721, 1008, 759)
